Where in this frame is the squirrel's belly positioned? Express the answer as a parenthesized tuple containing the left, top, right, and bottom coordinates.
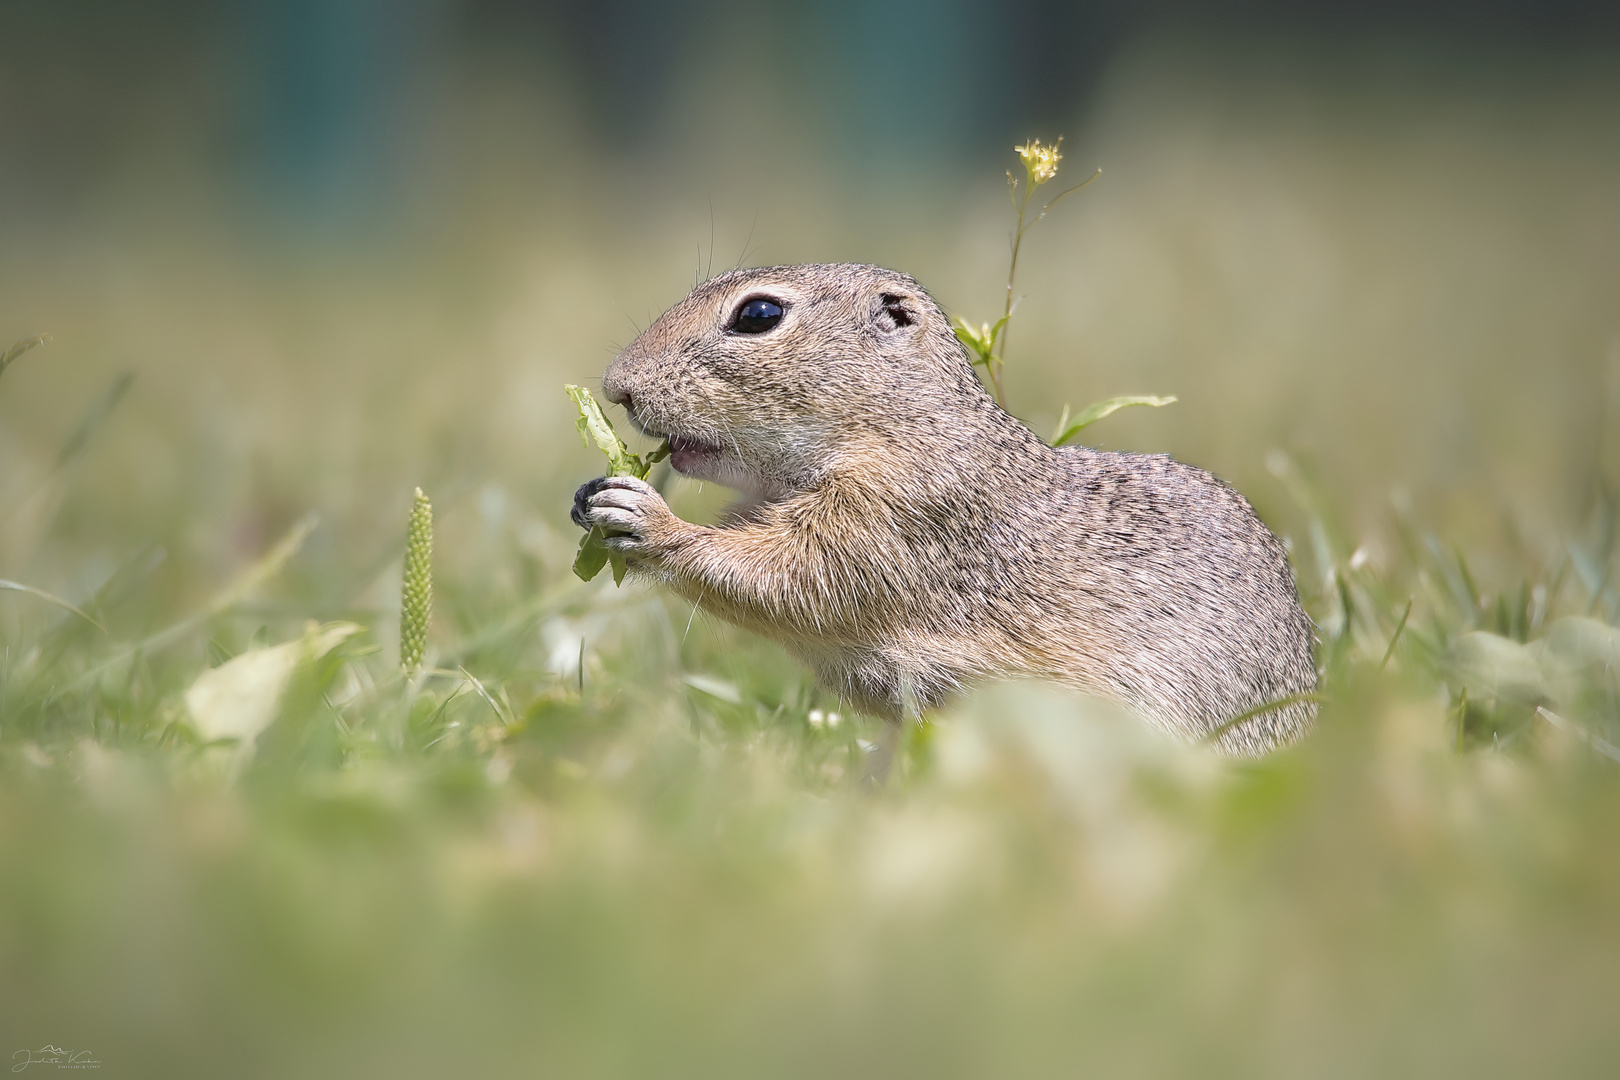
(781, 631, 1042, 721)
(771, 566, 1312, 748)
(782, 640, 937, 720)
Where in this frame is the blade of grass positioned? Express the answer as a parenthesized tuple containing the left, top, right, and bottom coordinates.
(0, 333, 49, 382)
(66, 513, 320, 691)
(201, 513, 320, 621)
(1536, 706, 1620, 763)
(1203, 691, 1323, 743)
(1455, 687, 1468, 751)
(0, 579, 107, 631)
(56, 372, 135, 469)
(1380, 598, 1413, 671)
(458, 666, 516, 727)
(1051, 395, 1177, 446)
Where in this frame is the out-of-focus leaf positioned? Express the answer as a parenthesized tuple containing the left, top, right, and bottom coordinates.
(1052, 395, 1178, 446)
(1445, 630, 1545, 705)
(185, 622, 361, 770)
(1533, 616, 1620, 706)
(1535, 616, 1620, 670)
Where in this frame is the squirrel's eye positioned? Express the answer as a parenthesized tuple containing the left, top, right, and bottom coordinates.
(732, 298, 784, 334)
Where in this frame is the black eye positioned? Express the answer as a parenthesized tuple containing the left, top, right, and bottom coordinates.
(732, 298, 784, 334)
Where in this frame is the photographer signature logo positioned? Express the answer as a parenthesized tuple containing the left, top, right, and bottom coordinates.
(11, 1047, 100, 1072)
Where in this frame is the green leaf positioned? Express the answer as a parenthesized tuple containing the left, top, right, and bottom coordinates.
(1051, 395, 1177, 446)
(566, 384, 642, 478)
(184, 622, 362, 774)
(573, 529, 611, 582)
(1445, 630, 1544, 706)
(951, 316, 1009, 368)
(951, 322, 987, 363)
(565, 383, 671, 480)
(566, 386, 672, 584)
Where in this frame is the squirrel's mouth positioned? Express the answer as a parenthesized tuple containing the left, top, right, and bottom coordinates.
(622, 402, 733, 484)
(666, 433, 725, 476)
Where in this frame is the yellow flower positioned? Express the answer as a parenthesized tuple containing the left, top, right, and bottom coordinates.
(1014, 137, 1063, 184)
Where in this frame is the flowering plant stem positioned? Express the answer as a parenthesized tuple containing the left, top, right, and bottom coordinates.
(989, 142, 1100, 408)
(400, 488, 433, 676)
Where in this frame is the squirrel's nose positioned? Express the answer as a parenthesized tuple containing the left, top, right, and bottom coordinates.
(601, 365, 633, 410)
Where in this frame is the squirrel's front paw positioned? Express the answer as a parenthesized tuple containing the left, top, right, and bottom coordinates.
(571, 476, 675, 555)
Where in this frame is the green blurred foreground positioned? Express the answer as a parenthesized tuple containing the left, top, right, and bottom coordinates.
(4, 415, 1620, 1079)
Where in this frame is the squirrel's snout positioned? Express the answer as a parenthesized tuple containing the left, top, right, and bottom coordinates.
(601, 358, 639, 407)
(602, 371, 637, 425)
(603, 362, 655, 433)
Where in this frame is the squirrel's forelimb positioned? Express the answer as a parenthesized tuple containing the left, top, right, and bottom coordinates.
(579, 472, 1029, 720)
(584, 474, 909, 640)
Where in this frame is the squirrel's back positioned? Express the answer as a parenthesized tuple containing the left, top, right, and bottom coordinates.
(1037, 445, 1317, 751)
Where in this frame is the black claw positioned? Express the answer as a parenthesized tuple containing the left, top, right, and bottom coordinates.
(572, 477, 609, 530)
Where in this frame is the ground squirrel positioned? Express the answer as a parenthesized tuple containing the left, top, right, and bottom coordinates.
(571, 263, 1316, 753)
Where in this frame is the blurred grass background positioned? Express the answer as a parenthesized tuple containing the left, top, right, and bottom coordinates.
(2, 1, 1619, 1076)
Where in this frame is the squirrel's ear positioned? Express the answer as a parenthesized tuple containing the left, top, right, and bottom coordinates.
(873, 292, 919, 334)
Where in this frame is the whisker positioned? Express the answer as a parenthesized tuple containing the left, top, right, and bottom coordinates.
(735, 204, 759, 270)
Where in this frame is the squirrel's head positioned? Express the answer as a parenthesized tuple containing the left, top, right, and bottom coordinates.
(602, 263, 983, 498)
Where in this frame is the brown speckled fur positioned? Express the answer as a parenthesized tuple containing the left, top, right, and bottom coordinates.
(572, 263, 1317, 754)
